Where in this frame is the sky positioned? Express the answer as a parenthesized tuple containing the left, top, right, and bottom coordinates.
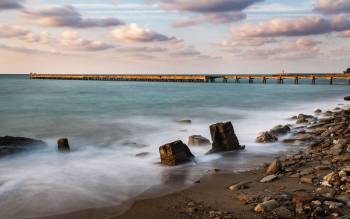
(0, 0, 349, 74)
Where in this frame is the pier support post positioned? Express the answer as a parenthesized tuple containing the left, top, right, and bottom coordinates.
(311, 77, 316, 85)
(223, 78, 228, 83)
(262, 77, 267, 84)
(294, 77, 299, 84)
(235, 78, 240, 83)
(248, 77, 253, 84)
(330, 77, 333, 85)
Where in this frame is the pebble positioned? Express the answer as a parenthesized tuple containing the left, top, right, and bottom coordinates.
(254, 199, 279, 213)
(228, 181, 251, 191)
(260, 174, 277, 183)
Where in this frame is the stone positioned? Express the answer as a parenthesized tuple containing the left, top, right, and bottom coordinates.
(256, 131, 278, 143)
(176, 119, 191, 124)
(159, 140, 194, 166)
(300, 176, 314, 184)
(323, 201, 343, 209)
(266, 159, 282, 175)
(292, 191, 313, 206)
(272, 206, 292, 219)
(228, 181, 251, 191)
(254, 199, 279, 213)
(260, 174, 277, 183)
(188, 135, 210, 146)
(208, 121, 243, 153)
(314, 109, 322, 114)
(344, 96, 350, 101)
(135, 152, 150, 157)
(270, 125, 291, 136)
(57, 138, 70, 152)
(0, 136, 47, 157)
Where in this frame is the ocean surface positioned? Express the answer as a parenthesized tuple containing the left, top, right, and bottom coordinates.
(0, 74, 349, 219)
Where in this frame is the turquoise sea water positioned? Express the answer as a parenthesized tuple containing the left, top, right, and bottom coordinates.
(0, 74, 349, 218)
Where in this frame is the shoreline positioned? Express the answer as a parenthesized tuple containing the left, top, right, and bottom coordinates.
(35, 102, 350, 219)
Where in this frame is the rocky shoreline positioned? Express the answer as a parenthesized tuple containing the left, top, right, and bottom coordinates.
(112, 104, 350, 219)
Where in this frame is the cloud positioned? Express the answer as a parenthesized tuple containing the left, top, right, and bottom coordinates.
(234, 38, 321, 59)
(112, 23, 182, 43)
(0, 24, 51, 44)
(220, 37, 275, 48)
(0, 43, 60, 55)
(21, 5, 124, 28)
(169, 47, 222, 59)
(174, 11, 246, 28)
(0, 24, 29, 38)
(314, 0, 350, 15)
(0, 0, 24, 10)
(156, 0, 263, 13)
(61, 31, 114, 51)
(151, 0, 263, 27)
(234, 16, 350, 38)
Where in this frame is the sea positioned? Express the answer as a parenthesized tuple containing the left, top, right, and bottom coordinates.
(0, 74, 349, 218)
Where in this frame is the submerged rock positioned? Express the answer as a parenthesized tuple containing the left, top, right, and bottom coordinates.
(57, 138, 70, 152)
(314, 109, 322, 114)
(270, 125, 291, 136)
(159, 140, 194, 166)
(0, 136, 47, 157)
(256, 131, 278, 143)
(188, 135, 210, 146)
(208, 121, 243, 153)
(176, 119, 191, 124)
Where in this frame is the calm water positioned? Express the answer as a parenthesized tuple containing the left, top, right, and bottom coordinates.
(0, 74, 349, 218)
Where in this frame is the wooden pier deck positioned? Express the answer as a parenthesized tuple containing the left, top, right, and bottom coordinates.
(29, 73, 350, 85)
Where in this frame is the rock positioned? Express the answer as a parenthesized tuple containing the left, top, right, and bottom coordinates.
(228, 181, 251, 191)
(260, 174, 277, 183)
(135, 152, 150, 157)
(292, 191, 313, 207)
(300, 176, 315, 184)
(208, 121, 243, 153)
(270, 125, 291, 136)
(272, 206, 292, 219)
(176, 119, 191, 124)
(314, 109, 322, 114)
(266, 159, 282, 175)
(57, 138, 70, 152)
(323, 201, 343, 209)
(188, 135, 210, 146)
(159, 140, 194, 166)
(254, 199, 279, 213)
(256, 131, 278, 143)
(0, 136, 47, 157)
(344, 96, 350, 101)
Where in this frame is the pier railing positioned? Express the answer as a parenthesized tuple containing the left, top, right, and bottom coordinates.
(29, 73, 350, 85)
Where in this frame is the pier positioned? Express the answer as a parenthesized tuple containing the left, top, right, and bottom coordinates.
(29, 73, 350, 85)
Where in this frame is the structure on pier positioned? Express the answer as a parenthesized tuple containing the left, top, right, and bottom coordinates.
(29, 73, 350, 85)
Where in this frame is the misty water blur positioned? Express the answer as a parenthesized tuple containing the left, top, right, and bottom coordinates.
(0, 75, 349, 218)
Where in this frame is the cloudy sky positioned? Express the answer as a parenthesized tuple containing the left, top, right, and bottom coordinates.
(0, 0, 349, 74)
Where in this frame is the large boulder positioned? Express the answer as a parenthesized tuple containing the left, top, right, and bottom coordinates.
(208, 121, 243, 153)
(270, 125, 291, 136)
(188, 135, 210, 146)
(344, 96, 350, 101)
(57, 138, 70, 152)
(256, 132, 278, 143)
(159, 140, 194, 166)
(0, 136, 47, 157)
